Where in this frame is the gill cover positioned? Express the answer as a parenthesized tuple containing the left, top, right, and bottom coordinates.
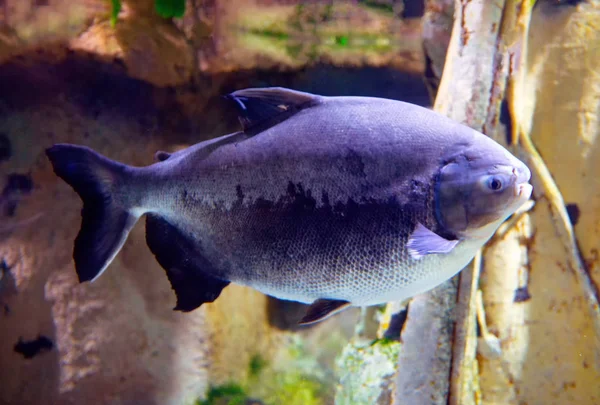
(435, 158, 517, 237)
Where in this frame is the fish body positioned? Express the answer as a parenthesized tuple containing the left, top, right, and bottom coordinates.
(46, 88, 532, 324)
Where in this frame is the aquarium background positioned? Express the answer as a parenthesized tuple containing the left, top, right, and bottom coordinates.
(1, 1, 599, 405)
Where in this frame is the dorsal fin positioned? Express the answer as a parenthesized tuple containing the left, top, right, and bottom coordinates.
(225, 87, 321, 134)
(154, 151, 172, 162)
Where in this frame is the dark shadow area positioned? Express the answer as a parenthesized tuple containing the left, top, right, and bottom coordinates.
(0, 132, 10, 161)
(383, 305, 409, 341)
(401, 0, 425, 18)
(0, 53, 430, 147)
(2, 173, 33, 217)
(14, 335, 54, 359)
(266, 297, 313, 331)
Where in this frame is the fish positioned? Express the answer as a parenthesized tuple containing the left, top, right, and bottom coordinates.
(45, 87, 533, 325)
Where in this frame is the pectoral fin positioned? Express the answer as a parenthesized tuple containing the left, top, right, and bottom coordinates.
(298, 299, 351, 325)
(407, 222, 459, 260)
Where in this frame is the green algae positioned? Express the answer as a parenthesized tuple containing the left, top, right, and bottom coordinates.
(154, 0, 186, 18)
(248, 354, 267, 378)
(199, 336, 334, 405)
(358, 0, 395, 16)
(110, 0, 121, 27)
(196, 383, 249, 405)
(334, 337, 402, 405)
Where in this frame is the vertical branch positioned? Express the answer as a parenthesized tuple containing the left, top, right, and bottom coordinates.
(505, 0, 600, 337)
(437, 2, 508, 404)
(394, 1, 545, 404)
(477, 1, 600, 402)
(448, 253, 482, 405)
(393, 279, 458, 405)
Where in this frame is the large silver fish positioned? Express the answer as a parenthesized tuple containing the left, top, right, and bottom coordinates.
(46, 87, 532, 325)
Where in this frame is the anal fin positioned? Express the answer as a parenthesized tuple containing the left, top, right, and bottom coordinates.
(145, 214, 229, 312)
(298, 299, 351, 325)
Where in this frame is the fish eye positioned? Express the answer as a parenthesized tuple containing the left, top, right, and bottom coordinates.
(479, 172, 513, 194)
(488, 177, 503, 191)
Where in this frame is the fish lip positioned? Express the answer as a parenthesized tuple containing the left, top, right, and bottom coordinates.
(512, 164, 531, 184)
(515, 182, 533, 200)
(512, 164, 532, 198)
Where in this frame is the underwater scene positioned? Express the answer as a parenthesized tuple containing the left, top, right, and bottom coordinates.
(1, 1, 599, 404)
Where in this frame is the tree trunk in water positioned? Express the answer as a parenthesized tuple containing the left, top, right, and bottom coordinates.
(379, 1, 600, 404)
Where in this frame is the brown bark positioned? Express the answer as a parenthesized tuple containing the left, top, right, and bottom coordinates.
(388, 1, 600, 404)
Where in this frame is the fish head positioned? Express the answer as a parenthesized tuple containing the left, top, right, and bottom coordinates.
(434, 136, 532, 239)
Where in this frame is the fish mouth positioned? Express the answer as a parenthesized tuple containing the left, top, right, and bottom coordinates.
(516, 183, 533, 199)
(512, 164, 533, 200)
(513, 163, 531, 183)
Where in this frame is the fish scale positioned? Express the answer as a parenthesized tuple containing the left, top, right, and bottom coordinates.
(152, 99, 453, 304)
(45, 87, 532, 325)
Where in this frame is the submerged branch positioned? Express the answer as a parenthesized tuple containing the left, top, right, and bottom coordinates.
(505, 0, 600, 342)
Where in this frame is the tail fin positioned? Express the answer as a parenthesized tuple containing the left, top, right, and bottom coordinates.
(46, 144, 140, 283)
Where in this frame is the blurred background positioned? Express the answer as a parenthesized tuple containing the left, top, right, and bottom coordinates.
(0, 1, 442, 404)
(1, 1, 599, 405)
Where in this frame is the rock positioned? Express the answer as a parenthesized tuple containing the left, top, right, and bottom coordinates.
(0, 25, 24, 64)
(2, 0, 426, 87)
(0, 2, 432, 403)
(0, 49, 409, 405)
(0, 0, 106, 64)
(71, 16, 194, 87)
(421, 0, 454, 98)
(478, 3, 600, 404)
(0, 56, 282, 405)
